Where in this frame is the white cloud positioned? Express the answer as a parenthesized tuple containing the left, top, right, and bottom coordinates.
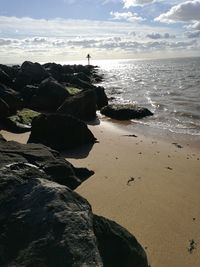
(185, 30, 200, 37)
(110, 11, 145, 22)
(146, 32, 176, 39)
(186, 20, 200, 29)
(123, 0, 154, 8)
(155, 0, 200, 23)
(0, 15, 199, 63)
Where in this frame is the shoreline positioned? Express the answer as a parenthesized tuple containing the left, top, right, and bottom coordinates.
(1, 117, 200, 267)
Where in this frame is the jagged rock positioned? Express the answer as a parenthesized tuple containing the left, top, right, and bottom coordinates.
(0, 139, 93, 189)
(0, 83, 22, 115)
(101, 104, 153, 120)
(93, 215, 148, 267)
(30, 78, 70, 111)
(28, 113, 96, 150)
(0, 164, 103, 267)
(57, 90, 97, 120)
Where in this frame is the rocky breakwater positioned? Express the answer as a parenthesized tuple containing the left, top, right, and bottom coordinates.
(0, 61, 108, 133)
(0, 61, 150, 266)
(0, 135, 149, 267)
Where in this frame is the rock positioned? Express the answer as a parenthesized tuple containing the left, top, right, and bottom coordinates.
(0, 117, 31, 133)
(0, 163, 148, 267)
(0, 64, 19, 80)
(0, 68, 13, 86)
(28, 113, 96, 150)
(0, 164, 103, 267)
(14, 61, 49, 90)
(0, 83, 22, 115)
(30, 78, 70, 111)
(93, 215, 148, 267)
(0, 97, 10, 117)
(101, 104, 153, 120)
(70, 76, 94, 90)
(0, 139, 93, 189)
(43, 62, 64, 82)
(20, 85, 39, 107)
(0, 134, 6, 142)
(94, 86, 108, 109)
(57, 90, 97, 120)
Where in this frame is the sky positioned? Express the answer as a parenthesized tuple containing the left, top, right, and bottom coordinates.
(0, 0, 200, 63)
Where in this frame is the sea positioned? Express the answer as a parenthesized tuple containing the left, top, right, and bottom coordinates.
(90, 57, 200, 141)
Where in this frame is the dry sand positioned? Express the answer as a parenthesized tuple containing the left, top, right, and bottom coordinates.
(1, 120, 200, 267)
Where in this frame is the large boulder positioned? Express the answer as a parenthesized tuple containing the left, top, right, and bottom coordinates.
(0, 139, 93, 189)
(94, 215, 148, 267)
(30, 78, 70, 111)
(101, 104, 153, 120)
(0, 164, 103, 267)
(28, 113, 96, 150)
(57, 90, 97, 120)
(0, 163, 148, 267)
(14, 61, 49, 90)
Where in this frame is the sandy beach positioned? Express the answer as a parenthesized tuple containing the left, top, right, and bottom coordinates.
(1, 119, 200, 267)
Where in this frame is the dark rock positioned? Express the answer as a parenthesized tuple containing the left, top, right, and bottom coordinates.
(43, 62, 63, 82)
(94, 215, 148, 267)
(0, 68, 13, 86)
(94, 86, 108, 109)
(0, 64, 19, 80)
(0, 97, 10, 117)
(14, 61, 49, 90)
(20, 85, 39, 107)
(0, 140, 93, 189)
(28, 113, 96, 150)
(57, 90, 97, 120)
(30, 78, 70, 111)
(0, 164, 103, 267)
(0, 117, 31, 133)
(70, 76, 94, 90)
(101, 104, 153, 120)
(0, 83, 22, 115)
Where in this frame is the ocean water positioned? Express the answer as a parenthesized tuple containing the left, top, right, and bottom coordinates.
(95, 57, 200, 137)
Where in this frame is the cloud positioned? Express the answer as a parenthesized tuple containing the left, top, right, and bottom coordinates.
(186, 20, 200, 29)
(184, 30, 200, 37)
(123, 0, 154, 8)
(155, 0, 200, 23)
(110, 11, 145, 22)
(146, 32, 176, 39)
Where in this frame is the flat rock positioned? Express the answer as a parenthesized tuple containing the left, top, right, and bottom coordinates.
(0, 139, 93, 190)
(101, 104, 153, 120)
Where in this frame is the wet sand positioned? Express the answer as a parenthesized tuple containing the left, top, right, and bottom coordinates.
(1, 120, 200, 267)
